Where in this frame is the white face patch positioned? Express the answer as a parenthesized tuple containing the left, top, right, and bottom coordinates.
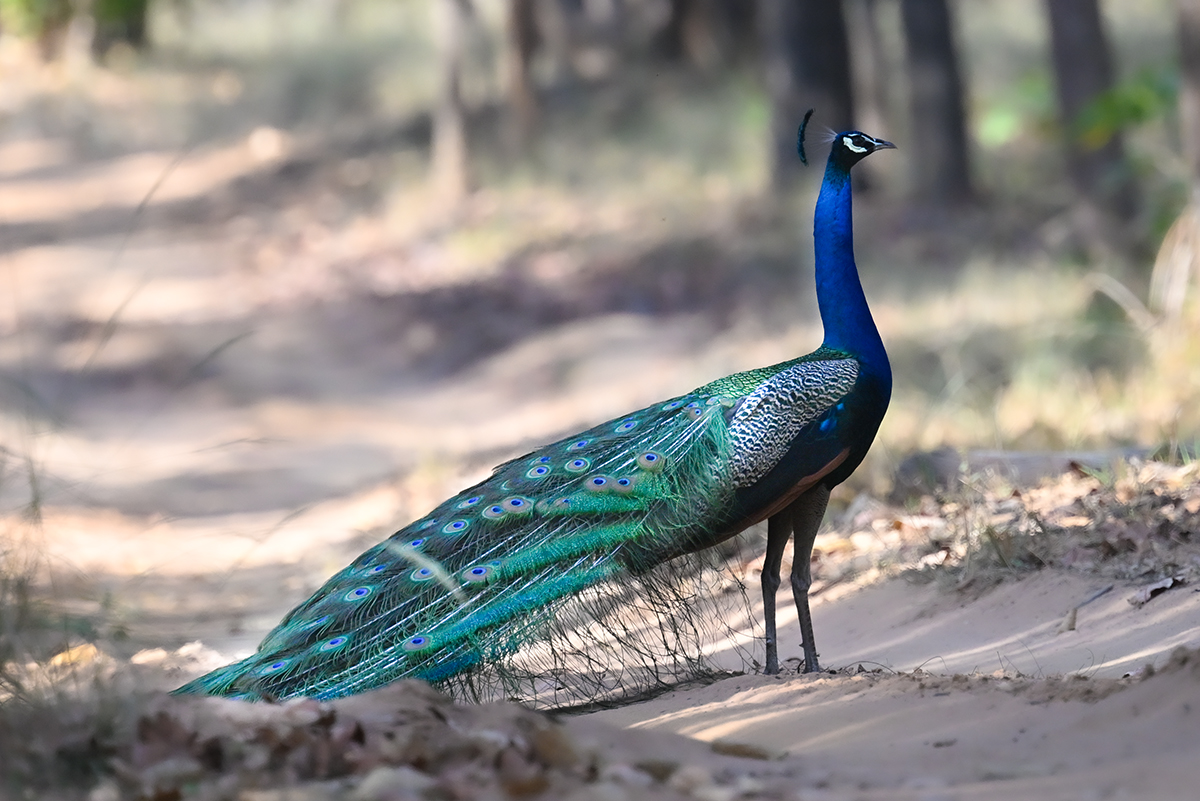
(842, 135, 867, 154)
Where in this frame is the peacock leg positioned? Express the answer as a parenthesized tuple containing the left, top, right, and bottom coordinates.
(789, 484, 831, 673)
(762, 513, 791, 674)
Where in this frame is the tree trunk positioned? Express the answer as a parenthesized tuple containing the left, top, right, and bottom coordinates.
(759, 0, 855, 190)
(92, 0, 149, 57)
(846, 0, 891, 140)
(432, 0, 472, 208)
(505, 0, 540, 151)
(1180, 0, 1200, 184)
(1045, 0, 1136, 218)
(900, 0, 971, 204)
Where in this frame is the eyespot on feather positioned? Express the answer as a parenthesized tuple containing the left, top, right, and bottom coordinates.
(259, 659, 290, 675)
(564, 457, 591, 473)
(613, 475, 638, 494)
(566, 438, 591, 451)
(442, 519, 470, 534)
(403, 635, 431, 652)
(637, 451, 665, 471)
(537, 496, 573, 514)
(456, 496, 482, 509)
(501, 496, 533, 514)
(319, 636, 349, 652)
(410, 566, 436, 582)
(344, 586, 372, 601)
(526, 464, 552, 478)
(462, 565, 491, 583)
(615, 418, 638, 433)
(483, 504, 507, 519)
(585, 475, 612, 491)
(662, 400, 685, 411)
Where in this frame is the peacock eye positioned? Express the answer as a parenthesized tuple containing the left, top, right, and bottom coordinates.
(411, 567, 435, 581)
(637, 451, 664, 471)
(442, 519, 469, 534)
(404, 635, 430, 651)
(565, 458, 591, 473)
(320, 636, 348, 651)
(527, 465, 551, 478)
(462, 565, 491, 583)
(457, 496, 481, 509)
(615, 419, 638, 433)
(662, 400, 684, 410)
(260, 659, 290, 674)
(409, 539, 425, 548)
(613, 475, 638, 494)
(344, 586, 372, 601)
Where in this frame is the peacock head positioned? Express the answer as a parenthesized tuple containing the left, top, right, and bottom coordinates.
(828, 131, 896, 170)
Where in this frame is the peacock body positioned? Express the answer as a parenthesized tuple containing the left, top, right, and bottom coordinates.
(176, 123, 894, 704)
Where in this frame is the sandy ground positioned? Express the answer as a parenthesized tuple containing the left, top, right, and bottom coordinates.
(5, 125, 1200, 799)
(591, 572, 1200, 800)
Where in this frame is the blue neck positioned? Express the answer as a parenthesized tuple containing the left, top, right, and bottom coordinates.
(814, 161, 890, 378)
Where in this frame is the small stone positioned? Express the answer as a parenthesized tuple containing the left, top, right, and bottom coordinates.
(599, 763, 654, 787)
(240, 782, 345, 801)
(499, 747, 548, 797)
(692, 786, 736, 801)
(350, 766, 436, 801)
(88, 780, 120, 801)
(531, 723, 579, 768)
(633, 759, 678, 782)
(566, 781, 628, 801)
(667, 764, 712, 793)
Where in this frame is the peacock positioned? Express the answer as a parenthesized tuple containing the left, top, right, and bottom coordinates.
(175, 115, 894, 704)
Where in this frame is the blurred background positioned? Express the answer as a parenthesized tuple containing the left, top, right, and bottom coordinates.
(0, 0, 1196, 672)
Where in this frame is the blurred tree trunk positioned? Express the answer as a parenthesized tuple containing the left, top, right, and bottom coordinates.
(1150, 0, 1200, 317)
(653, 0, 744, 69)
(759, 0, 855, 190)
(900, 0, 971, 204)
(0, 0, 73, 60)
(432, 0, 472, 207)
(505, 0, 540, 151)
(846, 0, 890, 139)
(1045, 0, 1136, 219)
(91, 0, 149, 57)
(1180, 0, 1200, 184)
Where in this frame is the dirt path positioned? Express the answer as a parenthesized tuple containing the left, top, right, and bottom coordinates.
(590, 572, 1200, 800)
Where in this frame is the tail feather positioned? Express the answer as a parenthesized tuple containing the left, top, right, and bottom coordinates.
(174, 388, 739, 702)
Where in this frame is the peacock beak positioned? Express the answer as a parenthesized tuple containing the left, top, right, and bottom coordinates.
(875, 139, 897, 151)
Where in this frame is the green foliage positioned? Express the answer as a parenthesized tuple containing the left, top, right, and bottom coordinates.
(0, 0, 70, 40)
(1075, 67, 1177, 151)
(93, 0, 146, 25)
